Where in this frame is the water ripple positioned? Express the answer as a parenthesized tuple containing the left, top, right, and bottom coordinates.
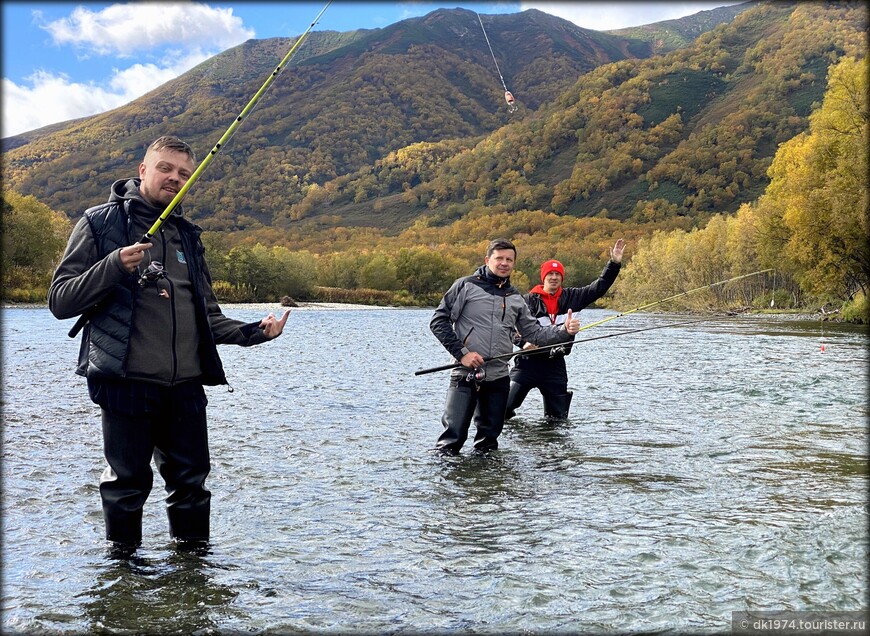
(2, 307, 867, 633)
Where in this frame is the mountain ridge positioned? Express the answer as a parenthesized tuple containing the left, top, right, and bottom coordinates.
(2, 5, 752, 226)
(280, 1, 865, 228)
(9, 1, 863, 240)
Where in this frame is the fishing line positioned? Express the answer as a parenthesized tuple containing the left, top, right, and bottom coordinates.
(415, 317, 713, 376)
(476, 12, 516, 112)
(139, 0, 333, 244)
(572, 269, 774, 335)
(415, 269, 773, 376)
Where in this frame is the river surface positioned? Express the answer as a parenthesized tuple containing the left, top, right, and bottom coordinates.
(2, 305, 867, 634)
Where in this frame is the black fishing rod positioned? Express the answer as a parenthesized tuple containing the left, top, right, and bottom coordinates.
(414, 317, 711, 376)
(414, 269, 773, 376)
(139, 1, 333, 244)
(571, 269, 773, 334)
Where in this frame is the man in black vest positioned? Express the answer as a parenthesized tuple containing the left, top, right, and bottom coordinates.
(49, 136, 290, 553)
(505, 239, 625, 420)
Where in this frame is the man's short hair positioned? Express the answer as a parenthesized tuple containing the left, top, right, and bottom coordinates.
(486, 238, 516, 257)
(145, 136, 196, 163)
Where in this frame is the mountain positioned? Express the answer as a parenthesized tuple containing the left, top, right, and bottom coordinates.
(284, 1, 867, 228)
(3, 7, 667, 228)
(607, 1, 758, 55)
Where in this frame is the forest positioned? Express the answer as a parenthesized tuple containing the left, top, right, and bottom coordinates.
(2, 2, 867, 322)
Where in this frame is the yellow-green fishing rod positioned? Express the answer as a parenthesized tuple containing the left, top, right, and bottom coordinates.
(571, 268, 774, 334)
(139, 0, 333, 244)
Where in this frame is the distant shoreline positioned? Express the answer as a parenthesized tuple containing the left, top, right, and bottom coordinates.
(2, 301, 829, 321)
(2, 301, 417, 311)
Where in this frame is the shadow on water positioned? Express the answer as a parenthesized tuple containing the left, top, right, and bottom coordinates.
(79, 545, 245, 635)
(432, 449, 526, 499)
(504, 413, 578, 451)
(425, 450, 532, 540)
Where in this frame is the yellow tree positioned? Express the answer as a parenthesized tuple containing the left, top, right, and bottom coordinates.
(2, 189, 71, 300)
(767, 56, 869, 297)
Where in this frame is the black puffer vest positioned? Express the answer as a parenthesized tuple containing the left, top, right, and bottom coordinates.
(74, 201, 227, 385)
(74, 201, 136, 378)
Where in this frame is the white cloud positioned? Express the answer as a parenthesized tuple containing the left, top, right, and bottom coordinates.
(41, 2, 255, 57)
(3, 2, 252, 137)
(2, 49, 212, 138)
(521, 2, 740, 31)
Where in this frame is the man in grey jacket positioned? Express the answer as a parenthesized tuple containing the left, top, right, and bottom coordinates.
(429, 238, 580, 455)
(49, 136, 290, 552)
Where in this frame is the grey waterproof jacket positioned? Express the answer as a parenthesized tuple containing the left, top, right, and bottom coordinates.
(430, 265, 574, 380)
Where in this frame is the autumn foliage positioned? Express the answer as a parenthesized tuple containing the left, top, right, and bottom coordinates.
(2, 3, 867, 319)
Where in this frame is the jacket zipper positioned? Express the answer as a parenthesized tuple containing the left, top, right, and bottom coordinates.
(161, 228, 179, 385)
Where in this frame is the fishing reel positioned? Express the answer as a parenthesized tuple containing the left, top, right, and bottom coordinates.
(138, 260, 167, 287)
(465, 367, 486, 383)
(548, 345, 567, 358)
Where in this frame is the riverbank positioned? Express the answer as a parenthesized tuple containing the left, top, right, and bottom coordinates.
(0, 301, 838, 321)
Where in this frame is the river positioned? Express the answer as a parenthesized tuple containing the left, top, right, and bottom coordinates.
(2, 305, 867, 634)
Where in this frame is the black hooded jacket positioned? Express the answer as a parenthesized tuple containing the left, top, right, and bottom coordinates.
(512, 260, 620, 381)
(49, 178, 266, 386)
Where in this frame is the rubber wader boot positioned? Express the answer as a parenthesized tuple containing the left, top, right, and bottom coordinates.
(543, 390, 573, 420)
(103, 505, 143, 547)
(436, 383, 476, 454)
(472, 382, 510, 452)
(505, 381, 532, 420)
(167, 503, 210, 542)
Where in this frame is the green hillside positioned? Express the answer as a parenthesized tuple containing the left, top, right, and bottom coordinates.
(3, 2, 865, 242)
(2, 8, 652, 228)
(296, 1, 865, 228)
(3, 3, 866, 315)
(607, 1, 758, 54)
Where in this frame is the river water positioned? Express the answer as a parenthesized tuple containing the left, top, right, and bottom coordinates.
(2, 305, 867, 634)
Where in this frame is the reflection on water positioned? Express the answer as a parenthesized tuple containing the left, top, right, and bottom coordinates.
(80, 546, 243, 634)
(2, 306, 867, 633)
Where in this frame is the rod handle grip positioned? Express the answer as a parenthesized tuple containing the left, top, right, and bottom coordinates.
(414, 363, 461, 376)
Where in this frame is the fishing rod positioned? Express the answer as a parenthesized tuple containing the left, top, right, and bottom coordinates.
(414, 269, 773, 376)
(66, 3, 332, 340)
(139, 0, 333, 244)
(414, 317, 713, 376)
(569, 268, 773, 335)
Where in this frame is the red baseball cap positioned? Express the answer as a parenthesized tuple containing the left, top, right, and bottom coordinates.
(540, 260, 565, 282)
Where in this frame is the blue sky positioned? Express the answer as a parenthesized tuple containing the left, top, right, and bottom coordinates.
(2, 1, 738, 138)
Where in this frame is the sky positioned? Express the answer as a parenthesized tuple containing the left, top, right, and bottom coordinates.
(1, 1, 740, 138)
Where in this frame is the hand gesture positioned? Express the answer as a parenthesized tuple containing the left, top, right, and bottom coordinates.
(259, 309, 291, 339)
(119, 242, 153, 273)
(610, 238, 626, 264)
(563, 309, 580, 334)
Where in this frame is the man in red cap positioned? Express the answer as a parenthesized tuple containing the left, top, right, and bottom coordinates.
(506, 239, 625, 420)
